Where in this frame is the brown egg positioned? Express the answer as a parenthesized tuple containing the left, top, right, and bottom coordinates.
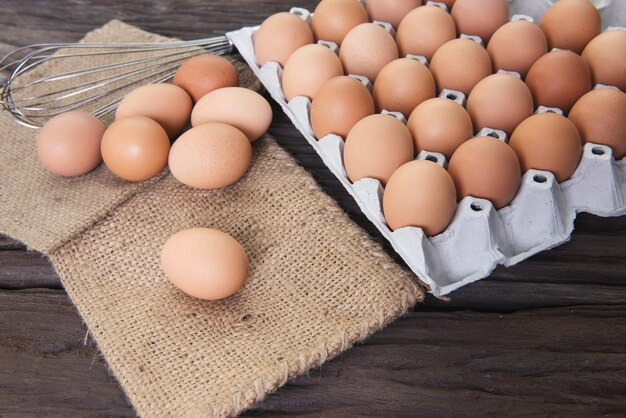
(582, 30, 626, 91)
(282, 44, 344, 102)
(525, 50, 591, 114)
(466, 73, 534, 135)
(311, 0, 369, 46)
(509, 113, 582, 182)
(383, 160, 457, 236)
(101, 116, 170, 182)
(569, 88, 626, 160)
(451, 0, 509, 43)
(366, 0, 422, 29)
(168, 123, 252, 189)
(448, 136, 521, 208)
(487, 20, 548, 78)
(396, 5, 457, 61)
(37, 111, 104, 177)
(172, 54, 239, 103)
(372, 58, 435, 117)
(339, 23, 399, 82)
(429, 38, 492, 95)
(539, 0, 601, 54)
(191, 87, 272, 142)
(310, 76, 375, 139)
(407, 97, 473, 159)
(161, 228, 248, 301)
(343, 114, 414, 186)
(254, 12, 314, 67)
(115, 83, 192, 137)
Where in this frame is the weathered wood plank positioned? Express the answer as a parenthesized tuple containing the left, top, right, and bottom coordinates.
(0, 0, 319, 47)
(245, 306, 626, 417)
(0, 289, 134, 417)
(422, 280, 626, 311)
(0, 251, 61, 289)
(0, 234, 26, 250)
(4, 289, 624, 417)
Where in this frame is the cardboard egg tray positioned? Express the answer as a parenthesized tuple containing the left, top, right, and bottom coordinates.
(227, 0, 625, 296)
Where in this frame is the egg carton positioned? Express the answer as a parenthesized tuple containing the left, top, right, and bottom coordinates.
(227, 1, 625, 296)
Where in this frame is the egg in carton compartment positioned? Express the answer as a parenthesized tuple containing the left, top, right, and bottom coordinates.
(226, 1, 626, 296)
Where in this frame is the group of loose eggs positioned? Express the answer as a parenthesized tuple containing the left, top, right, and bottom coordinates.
(254, 0, 626, 236)
(37, 54, 272, 189)
(36, 54, 276, 301)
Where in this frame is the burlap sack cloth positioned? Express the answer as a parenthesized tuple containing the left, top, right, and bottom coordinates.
(0, 21, 424, 417)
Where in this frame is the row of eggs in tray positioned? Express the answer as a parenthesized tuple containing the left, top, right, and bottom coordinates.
(251, 0, 626, 236)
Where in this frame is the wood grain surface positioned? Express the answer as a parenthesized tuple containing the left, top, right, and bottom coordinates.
(1, 1, 625, 416)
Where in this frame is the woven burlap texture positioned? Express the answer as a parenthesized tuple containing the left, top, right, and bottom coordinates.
(0, 20, 424, 417)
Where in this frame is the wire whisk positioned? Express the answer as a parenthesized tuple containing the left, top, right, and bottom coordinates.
(0, 35, 233, 129)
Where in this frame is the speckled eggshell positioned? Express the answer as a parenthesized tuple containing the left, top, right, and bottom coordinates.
(429, 38, 492, 95)
(173, 54, 239, 102)
(168, 122, 252, 189)
(310, 75, 375, 139)
(383, 160, 457, 236)
(339, 23, 399, 82)
(487, 20, 548, 78)
(451, 0, 510, 43)
(37, 111, 104, 177)
(101, 116, 170, 182)
(343, 114, 414, 186)
(311, 0, 369, 46)
(407, 97, 473, 159)
(582, 30, 626, 91)
(372, 58, 436, 117)
(191, 87, 272, 142)
(539, 0, 601, 54)
(254, 12, 314, 67)
(568, 88, 626, 160)
(366, 0, 422, 29)
(509, 113, 582, 183)
(161, 228, 248, 301)
(282, 44, 344, 102)
(448, 136, 521, 209)
(115, 83, 193, 138)
(466, 73, 534, 135)
(396, 5, 457, 62)
(525, 50, 592, 114)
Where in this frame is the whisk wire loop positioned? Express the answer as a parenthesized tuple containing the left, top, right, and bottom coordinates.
(0, 35, 233, 128)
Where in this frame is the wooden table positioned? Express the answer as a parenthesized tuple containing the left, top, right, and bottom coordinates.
(1, 1, 625, 416)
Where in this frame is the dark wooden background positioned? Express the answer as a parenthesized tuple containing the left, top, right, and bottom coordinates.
(1, 1, 625, 416)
